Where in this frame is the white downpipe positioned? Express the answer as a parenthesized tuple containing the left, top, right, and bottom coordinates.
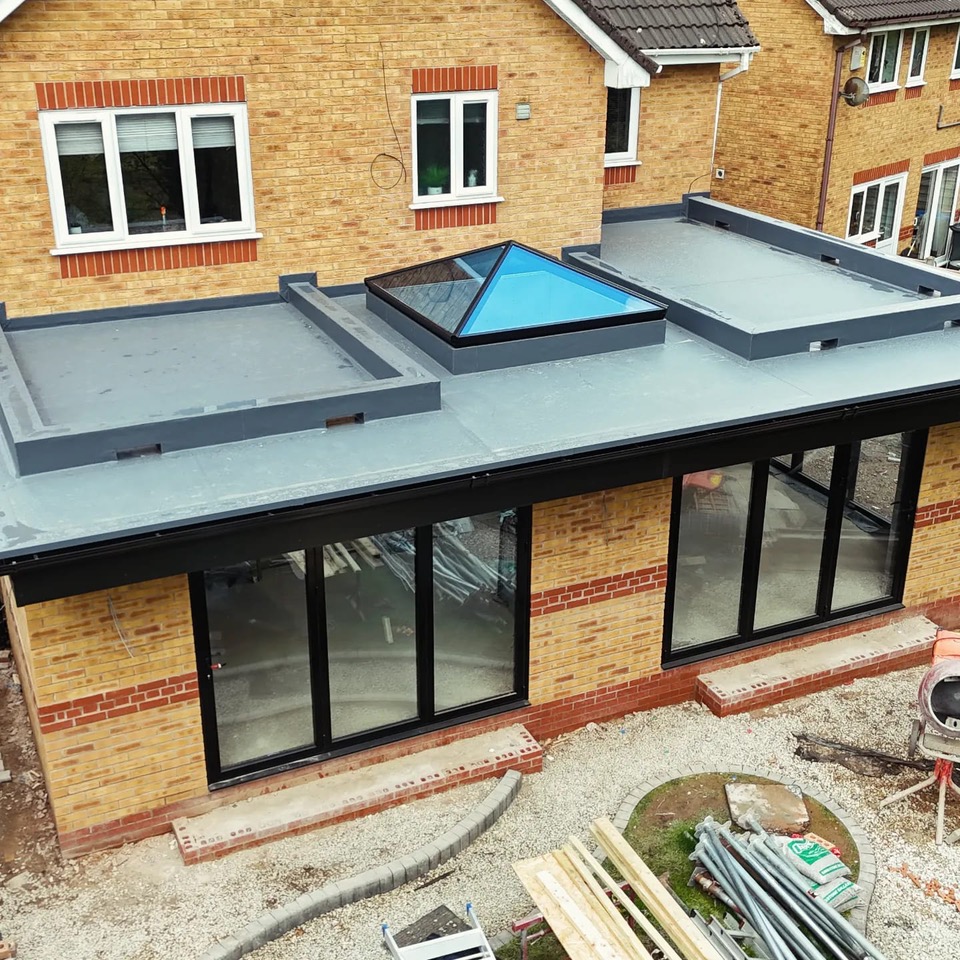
(711, 52, 752, 175)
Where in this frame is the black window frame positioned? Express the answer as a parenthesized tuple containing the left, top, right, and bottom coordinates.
(191, 506, 532, 789)
(662, 431, 927, 667)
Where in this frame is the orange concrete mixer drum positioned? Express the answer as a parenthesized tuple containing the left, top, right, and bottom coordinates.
(919, 629, 960, 738)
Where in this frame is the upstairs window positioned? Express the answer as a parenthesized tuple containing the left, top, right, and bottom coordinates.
(907, 28, 928, 84)
(411, 91, 498, 205)
(953, 26, 960, 78)
(604, 87, 640, 166)
(39, 103, 255, 251)
(867, 30, 902, 90)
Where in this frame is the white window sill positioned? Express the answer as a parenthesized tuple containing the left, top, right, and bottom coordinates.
(951, 71, 960, 80)
(51, 230, 262, 256)
(905, 79, 926, 87)
(604, 158, 642, 169)
(866, 82, 900, 94)
(409, 195, 504, 211)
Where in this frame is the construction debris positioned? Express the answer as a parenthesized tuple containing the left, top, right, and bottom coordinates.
(888, 863, 960, 915)
(795, 732, 929, 777)
(0, 939, 16, 959)
(725, 782, 809, 833)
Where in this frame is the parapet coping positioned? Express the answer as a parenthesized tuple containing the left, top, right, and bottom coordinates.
(198, 769, 523, 960)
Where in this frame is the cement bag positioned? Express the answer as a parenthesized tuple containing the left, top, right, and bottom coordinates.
(813, 876, 862, 912)
(774, 836, 851, 883)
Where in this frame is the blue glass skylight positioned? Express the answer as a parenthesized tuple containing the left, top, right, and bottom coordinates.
(365, 241, 664, 344)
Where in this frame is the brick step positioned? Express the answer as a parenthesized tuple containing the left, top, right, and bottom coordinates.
(172, 724, 542, 864)
(696, 615, 937, 717)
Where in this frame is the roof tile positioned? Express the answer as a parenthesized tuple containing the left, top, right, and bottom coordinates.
(818, 0, 960, 26)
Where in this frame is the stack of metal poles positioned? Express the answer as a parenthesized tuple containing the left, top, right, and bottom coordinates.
(692, 817, 887, 960)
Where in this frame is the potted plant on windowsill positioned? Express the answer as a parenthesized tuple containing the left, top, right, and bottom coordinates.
(421, 164, 450, 196)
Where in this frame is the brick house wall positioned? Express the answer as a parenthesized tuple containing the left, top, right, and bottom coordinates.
(0, 0, 610, 318)
(711, 0, 834, 228)
(603, 65, 720, 210)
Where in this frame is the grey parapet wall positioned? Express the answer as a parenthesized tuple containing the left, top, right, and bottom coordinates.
(0, 282, 440, 476)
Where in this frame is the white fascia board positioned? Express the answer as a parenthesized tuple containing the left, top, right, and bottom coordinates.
(862, 17, 960, 32)
(802, 0, 860, 34)
(644, 47, 760, 65)
(0, 0, 29, 23)
(542, 0, 654, 86)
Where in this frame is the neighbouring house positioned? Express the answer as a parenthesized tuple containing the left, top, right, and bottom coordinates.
(8, 0, 960, 868)
(713, 0, 960, 264)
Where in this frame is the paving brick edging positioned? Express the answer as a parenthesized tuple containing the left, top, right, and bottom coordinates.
(198, 769, 523, 960)
(603, 765, 877, 935)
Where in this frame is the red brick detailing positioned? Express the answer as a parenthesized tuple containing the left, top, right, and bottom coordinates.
(900, 224, 915, 241)
(36, 76, 245, 110)
(59, 239, 258, 278)
(951, 78, 960, 92)
(411, 65, 497, 94)
(37, 672, 198, 733)
(852, 159, 910, 185)
(863, 89, 897, 107)
(905, 85, 923, 100)
(914, 498, 960, 528)
(604, 165, 638, 186)
(414, 202, 497, 231)
(924, 146, 960, 167)
(530, 564, 668, 617)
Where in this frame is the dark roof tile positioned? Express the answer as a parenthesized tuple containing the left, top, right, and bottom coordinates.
(818, 0, 960, 26)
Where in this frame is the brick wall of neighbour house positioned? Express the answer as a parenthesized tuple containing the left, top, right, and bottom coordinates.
(711, 0, 836, 227)
(602, 65, 719, 210)
(0, 0, 607, 318)
(823, 24, 960, 243)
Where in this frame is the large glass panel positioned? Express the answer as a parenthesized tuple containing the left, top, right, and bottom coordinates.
(192, 115, 242, 224)
(862, 184, 879, 235)
(754, 449, 833, 630)
(54, 122, 114, 235)
(416, 99, 451, 197)
(462, 101, 487, 189)
(204, 555, 313, 769)
(433, 511, 517, 711)
(878, 181, 900, 242)
(671, 463, 753, 650)
(116, 112, 185, 234)
(833, 435, 905, 610)
(930, 166, 959, 260)
(325, 532, 418, 739)
(605, 88, 632, 154)
(868, 31, 899, 84)
(848, 191, 864, 236)
(910, 29, 928, 80)
(912, 169, 935, 257)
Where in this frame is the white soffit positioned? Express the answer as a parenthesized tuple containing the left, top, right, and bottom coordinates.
(644, 47, 759, 66)
(802, 0, 860, 34)
(541, 0, 654, 86)
(0, 0, 28, 23)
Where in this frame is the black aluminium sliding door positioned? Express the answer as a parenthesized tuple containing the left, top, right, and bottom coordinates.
(191, 507, 530, 785)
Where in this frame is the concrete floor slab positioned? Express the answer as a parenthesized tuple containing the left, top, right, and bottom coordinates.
(172, 724, 541, 864)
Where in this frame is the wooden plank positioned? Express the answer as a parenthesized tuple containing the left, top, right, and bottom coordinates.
(591, 818, 726, 960)
(553, 849, 653, 960)
(567, 837, 684, 960)
(334, 542, 362, 573)
(514, 856, 628, 960)
(357, 536, 381, 557)
(324, 545, 346, 572)
(352, 539, 381, 569)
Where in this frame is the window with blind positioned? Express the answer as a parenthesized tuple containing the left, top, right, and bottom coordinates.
(39, 103, 254, 250)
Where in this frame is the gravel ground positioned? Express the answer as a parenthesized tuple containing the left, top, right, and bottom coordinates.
(4, 666, 960, 959)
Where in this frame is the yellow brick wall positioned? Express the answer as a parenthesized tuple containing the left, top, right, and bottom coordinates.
(904, 424, 960, 608)
(0, 0, 607, 318)
(823, 25, 960, 241)
(711, 0, 837, 227)
(603, 65, 719, 210)
(529, 480, 672, 704)
(4, 575, 208, 834)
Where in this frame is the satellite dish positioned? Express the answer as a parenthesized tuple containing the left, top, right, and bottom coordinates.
(840, 76, 870, 106)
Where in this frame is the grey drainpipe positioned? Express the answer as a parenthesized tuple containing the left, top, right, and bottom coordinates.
(816, 34, 866, 231)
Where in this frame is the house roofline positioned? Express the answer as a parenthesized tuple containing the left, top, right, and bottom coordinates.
(645, 46, 759, 67)
(804, 0, 960, 33)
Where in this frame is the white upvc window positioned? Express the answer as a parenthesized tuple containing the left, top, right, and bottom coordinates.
(909, 162, 960, 263)
(907, 28, 929, 85)
(846, 173, 907, 255)
(952, 26, 960, 78)
(866, 29, 903, 91)
(410, 91, 498, 207)
(604, 87, 640, 167)
(39, 103, 256, 253)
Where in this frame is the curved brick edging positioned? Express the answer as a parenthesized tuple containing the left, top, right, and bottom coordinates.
(605, 764, 877, 934)
(198, 769, 523, 960)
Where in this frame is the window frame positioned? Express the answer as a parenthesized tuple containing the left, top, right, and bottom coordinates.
(845, 172, 907, 250)
(912, 160, 960, 263)
(39, 102, 257, 254)
(661, 431, 927, 668)
(907, 27, 929, 85)
(953, 25, 960, 78)
(603, 87, 641, 168)
(866, 29, 903, 92)
(409, 90, 499, 209)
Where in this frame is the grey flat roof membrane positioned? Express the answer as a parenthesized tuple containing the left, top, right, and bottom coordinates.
(3, 197, 960, 564)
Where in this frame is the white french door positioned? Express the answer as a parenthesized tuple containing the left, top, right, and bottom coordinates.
(911, 163, 960, 263)
(846, 173, 907, 255)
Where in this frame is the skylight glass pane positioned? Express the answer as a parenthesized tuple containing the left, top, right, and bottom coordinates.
(459, 246, 659, 337)
(370, 245, 506, 333)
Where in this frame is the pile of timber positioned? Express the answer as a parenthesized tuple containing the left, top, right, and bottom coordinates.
(513, 817, 726, 960)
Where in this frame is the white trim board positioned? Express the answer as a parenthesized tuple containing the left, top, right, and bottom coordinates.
(0, 0, 28, 23)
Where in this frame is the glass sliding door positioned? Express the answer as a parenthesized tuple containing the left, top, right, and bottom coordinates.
(910, 164, 960, 263)
(202, 554, 314, 770)
(433, 510, 518, 712)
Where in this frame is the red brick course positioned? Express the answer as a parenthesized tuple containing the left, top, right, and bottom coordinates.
(905, 85, 923, 100)
(414, 203, 498, 231)
(58, 239, 258, 279)
(36, 76, 245, 110)
(530, 564, 668, 617)
(604, 165, 639, 186)
(863, 89, 897, 107)
(411, 66, 497, 93)
(852, 159, 910, 185)
(37, 672, 198, 734)
(914, 497, 960, 528)
(924, 146, 960, 166)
